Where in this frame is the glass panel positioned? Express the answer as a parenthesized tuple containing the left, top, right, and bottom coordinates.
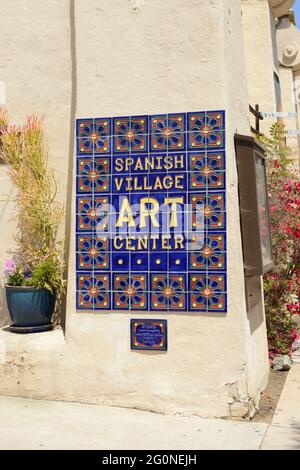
(255, 153, 273, 267)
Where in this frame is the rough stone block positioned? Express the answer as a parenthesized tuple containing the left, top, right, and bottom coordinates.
(230, 401, 250, 418)
(272, 355, 292, 371)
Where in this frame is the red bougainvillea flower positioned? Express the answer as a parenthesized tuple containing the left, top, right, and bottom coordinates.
(287, 301, 300, 315)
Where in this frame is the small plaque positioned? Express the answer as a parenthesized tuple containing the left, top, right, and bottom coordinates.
(131, 319, 167, 351)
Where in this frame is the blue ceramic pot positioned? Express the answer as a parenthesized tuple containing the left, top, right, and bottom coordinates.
(5, 286, 56, 327)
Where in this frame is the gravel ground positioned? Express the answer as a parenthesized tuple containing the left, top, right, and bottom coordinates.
(252, 369, 288, 423)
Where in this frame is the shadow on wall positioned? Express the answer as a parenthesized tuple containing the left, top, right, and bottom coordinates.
(59, 0, 77, 332)
(245, 275, 265, 334)
(0, 287, 10, 328)
(0, 176, 15, 328)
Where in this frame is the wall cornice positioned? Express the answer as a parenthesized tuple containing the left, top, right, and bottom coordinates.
(269, 0, 294, 18)
(277, 15, 300, 70)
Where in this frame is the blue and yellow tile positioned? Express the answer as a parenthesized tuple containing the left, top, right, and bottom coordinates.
(150, 113, 186, 151)
(77, 156, 110, 193)
(76, 196, 110, 231)
(151, 274, 186, 310)
(77, 118, 110, 154)
(76, 272, 110, 310)
(189, 273, 226, 312)
(113, 116, 148, 153)
(189, 151, 225, 190)
(113, 273, 147, 310)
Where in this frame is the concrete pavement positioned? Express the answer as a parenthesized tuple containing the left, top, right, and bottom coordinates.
(2, 365, 300, 450)
(261, 364, 300, 450)
(0, 395, 267, 450)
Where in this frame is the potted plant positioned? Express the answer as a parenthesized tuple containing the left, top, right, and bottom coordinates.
(0, 109, 66, 331)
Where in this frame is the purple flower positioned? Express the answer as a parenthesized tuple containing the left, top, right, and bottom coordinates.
(4, 258, 16, 275)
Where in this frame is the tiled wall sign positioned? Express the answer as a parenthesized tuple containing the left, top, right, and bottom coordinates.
(131, 319, 168, 351)
(76, 111, 227, 312)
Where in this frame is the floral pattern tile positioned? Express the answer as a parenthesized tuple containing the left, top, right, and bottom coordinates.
(189, 152, 225, 190)
(113, 273, 147, 310)
(151, 274, 186, 310)
(77, 157, 110, 193)
(77, 118, 110, 154)
(77, 196, 110, 231)
(190, 193, 226, 230)
(189, 233, 226, 270)
(150, 114, 185, 151)
(188, 111, 225, 150)
(77, 234, 109, 270)
(113, 116, 148, 152)
(189, 273, 226, 312)
(77, 273, 110, 309)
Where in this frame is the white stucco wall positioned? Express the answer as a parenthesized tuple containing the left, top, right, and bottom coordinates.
(0, 0, 72, 327)
(278, 66, 300, 152)
(293, 69, 300, 154)
(0, 0, 269, 418)
(241, 0, 280, 134)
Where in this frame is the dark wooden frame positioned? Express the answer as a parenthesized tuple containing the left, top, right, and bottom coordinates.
(235, 134, 274, 277)
(249, 104, 263, 135)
